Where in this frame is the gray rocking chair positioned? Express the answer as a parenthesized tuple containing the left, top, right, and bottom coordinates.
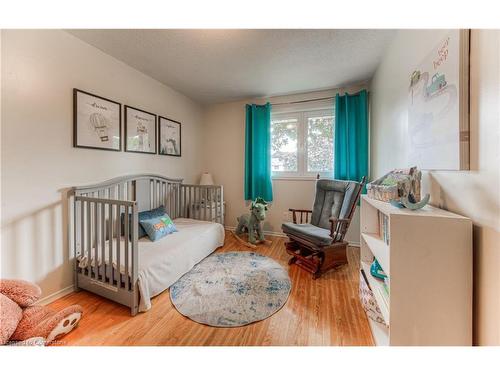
(282, 177, 366, 279)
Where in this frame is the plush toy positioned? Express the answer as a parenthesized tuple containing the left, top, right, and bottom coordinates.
(234, 197, 270, 247)
(0, 279, 83, 345)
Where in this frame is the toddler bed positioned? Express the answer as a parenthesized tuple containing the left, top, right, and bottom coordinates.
(69, 174, 224, 315)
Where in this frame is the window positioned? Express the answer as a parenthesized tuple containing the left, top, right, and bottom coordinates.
(271, 107, 334, 178)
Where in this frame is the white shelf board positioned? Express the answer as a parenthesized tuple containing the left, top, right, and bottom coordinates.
(361, 261, 390, 325)
(361, 195, 469, 219)
(367, 318, 389, 346)
(361, 232, 390, 275)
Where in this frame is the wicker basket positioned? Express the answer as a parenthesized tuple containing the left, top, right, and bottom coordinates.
(359, 270, 388, 327)
(366, 167, 421, 203)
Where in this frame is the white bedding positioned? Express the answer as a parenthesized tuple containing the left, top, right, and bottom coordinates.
(77, 218, 225, 312)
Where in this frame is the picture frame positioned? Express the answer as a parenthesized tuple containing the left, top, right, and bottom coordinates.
(73, 88, 121, 151)
(407, 29, 470, 170)
(158, 116, 182, 157)
(125, 105, 157, 154)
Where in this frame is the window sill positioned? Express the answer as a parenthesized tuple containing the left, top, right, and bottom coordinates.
(272, 176, 320, 181)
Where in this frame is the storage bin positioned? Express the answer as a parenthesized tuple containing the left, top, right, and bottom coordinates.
(359, 270, 388, 327)
(366, 167, 421, 203)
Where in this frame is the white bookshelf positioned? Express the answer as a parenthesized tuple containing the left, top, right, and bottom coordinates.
(360, 195, 472, 346)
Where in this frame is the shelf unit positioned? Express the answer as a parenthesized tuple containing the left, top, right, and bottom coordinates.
(360, 195, 472, 346)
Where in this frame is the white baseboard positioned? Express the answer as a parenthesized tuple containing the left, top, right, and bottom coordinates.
(225, 225, 287, 238)
(38, 285, 75, 306)
(225, 226, 360, 247)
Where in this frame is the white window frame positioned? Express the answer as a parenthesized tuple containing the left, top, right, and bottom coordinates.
(271, 104, 334, 180)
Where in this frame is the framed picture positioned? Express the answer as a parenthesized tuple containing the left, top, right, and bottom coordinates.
(73, 89, 121, 151)
(407, 29, 470, 170)
(158, 116, 181, 157)
(125, 106, 157, 154)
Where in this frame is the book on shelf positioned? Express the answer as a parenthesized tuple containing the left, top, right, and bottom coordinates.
(378, 211, 390, 245)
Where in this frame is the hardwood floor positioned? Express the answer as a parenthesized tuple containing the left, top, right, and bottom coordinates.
(49, 231, 374, 346)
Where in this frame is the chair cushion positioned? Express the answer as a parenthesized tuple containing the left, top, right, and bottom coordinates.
(281, 222, 333, 246)
(310, 179, 361, 229)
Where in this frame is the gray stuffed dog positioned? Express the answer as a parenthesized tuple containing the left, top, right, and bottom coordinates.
(235, 197, 268, 245)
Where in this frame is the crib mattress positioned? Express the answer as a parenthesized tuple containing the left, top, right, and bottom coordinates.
(77, 218, 225, 312)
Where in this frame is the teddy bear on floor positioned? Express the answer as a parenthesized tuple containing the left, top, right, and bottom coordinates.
(0, 279, 83, 345)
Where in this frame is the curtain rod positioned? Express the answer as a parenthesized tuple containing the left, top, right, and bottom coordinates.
(270, 96, 335, 106)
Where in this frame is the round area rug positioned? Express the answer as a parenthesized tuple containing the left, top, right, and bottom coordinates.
(170, 251, 291, 327)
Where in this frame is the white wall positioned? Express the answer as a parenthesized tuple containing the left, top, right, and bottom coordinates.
(370, 29, 500, 345)
(0, 30, 205, 301)
(202, 84, 367, 244)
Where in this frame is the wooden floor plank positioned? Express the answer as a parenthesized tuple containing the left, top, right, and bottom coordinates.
(49, 231, 373, 346)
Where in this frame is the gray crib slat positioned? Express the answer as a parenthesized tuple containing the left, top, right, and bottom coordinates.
(100, 202, 105, 281)
(203, 187, 207, 221)
(151, 180, 154, 208)
(165, 183, 169, 212)
(183, 185, 186, 217)
(94, 200, 98, 280)
(155, 180, 158, 208)
(167, 183, 170, 214)
(79, 198, 84, 261)
(176, 184, 179, 218)
(108, 202, 114, 284)
(161, 181, 164, 209)
(220, 186, 224, 224)
(158, 180, 161, 208)
(164, 182, 168, 209)
(170, 184, 174, 217)
(116, 203, 121, 289)
(193, 186, 197, 219)
(187, 186, 191, 218)
(197, 187, 200, 220)
(73, 197, 78, 288)
(156, 181, 159, 208)
(132, 202, 138, 293)
(210, 187, 214, 222)
(86, 200, 91, 278)
(188, 185, 192, 218)
(216, 187, 220, 223)
(73, 197, 78, 276)
(219, 187, 223, 223)
(175, 184, 179, 218)
(153, 180, 156, 208)
(158, 182, 161, 207)
(189, 187, 196, 219)
(171, 184, 174, 217)
(124, 205, 130, 291)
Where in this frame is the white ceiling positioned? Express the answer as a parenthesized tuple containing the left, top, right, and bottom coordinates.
(67, 29, 395, 105)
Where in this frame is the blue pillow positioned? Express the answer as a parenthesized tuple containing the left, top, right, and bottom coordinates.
(140, 213, 177, 242)
(122, 205, 166, 239)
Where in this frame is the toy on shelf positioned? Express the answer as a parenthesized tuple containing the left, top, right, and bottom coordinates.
(370, 259, 387, 280)
(390, 193, 430, 210)
(233, 197, 271, 249)
(367, 166, 429, 210)
(0, 279, 82, 346)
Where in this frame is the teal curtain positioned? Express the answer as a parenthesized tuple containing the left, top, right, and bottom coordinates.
(244, 103, 273, 202)
(334, 90, 369, 191)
